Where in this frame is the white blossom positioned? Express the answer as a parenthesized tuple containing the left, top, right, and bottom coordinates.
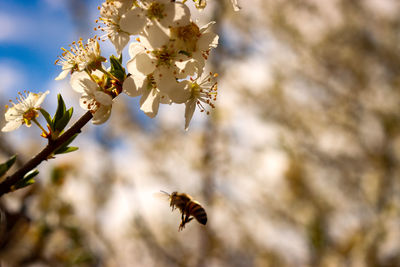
(96, 1, 135, 54)
(119, 0, 191, 36)
(70, 71, 113, 124)
(55, 38, 105, 80)
(123, 73, 171, 118)
(1, 91, 49, 132)
(183, 72, 218, 130)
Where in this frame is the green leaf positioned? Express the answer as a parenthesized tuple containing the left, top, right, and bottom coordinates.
(53, 94, 66, 127)
(13, 169, 38, 190)
(54, 146, 79, 155)
(54, 133, 79, 155)
(39, 108, 54, 131)
(54, 107, 73, 132)
(0, 155, 17, 177)
(110, 55, 126, 81)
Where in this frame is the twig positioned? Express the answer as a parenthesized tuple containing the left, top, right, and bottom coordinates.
(0, 111, 93, 197)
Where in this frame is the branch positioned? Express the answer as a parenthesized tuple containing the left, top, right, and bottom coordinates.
(0, 111, 93, 197)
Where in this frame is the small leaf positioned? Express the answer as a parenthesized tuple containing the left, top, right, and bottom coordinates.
(0, 155, 17, 177)
(110, 55, 126, 82)
(12, 169, 38, 190)
(54, 133, 78, 155)
(55, 107, 73, 132)
(39, 108, 54, 131)
(53, 94, 66, 126)
(54, 146, 79, 155)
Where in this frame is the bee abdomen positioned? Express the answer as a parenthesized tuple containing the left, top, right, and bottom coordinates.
(188, 202, 207, 225)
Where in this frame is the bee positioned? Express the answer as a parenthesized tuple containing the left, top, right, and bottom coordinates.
(160, 191, 207, 231)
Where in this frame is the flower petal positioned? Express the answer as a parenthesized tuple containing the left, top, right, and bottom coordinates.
(33, 91, 50, 108)
(94, 91, 113, 106)
(184, 99, 196, 131)
(70, 72, 91, 94)
(135, 53, 156, 75)
(199, 21, 216, 34)
(167, 81, 191, 104)
(4, 104, 23, 121)
(120, 8, 146, 35)
(128, 42, 146, 59)
(198, 32, 219, 51)
(1, 120, 22, 132)
(161, 2, 191, 27)
(55, 69, 70, 80)
(123, 75, 145, 97)
(154, 67, 178, 94)
(79, 94, 92, 110)
(110, 32, 130, 55)
(140, 88, 160, 118)
(140, 22, 169, 49)
(92, 105, 112, 125)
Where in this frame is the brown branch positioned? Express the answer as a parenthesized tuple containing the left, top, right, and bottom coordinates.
(0, 111, 93, 197)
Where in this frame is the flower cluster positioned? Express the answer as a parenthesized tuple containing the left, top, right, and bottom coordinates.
(53, 0, 224, 129)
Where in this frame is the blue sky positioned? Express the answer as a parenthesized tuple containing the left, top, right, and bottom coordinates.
(0, 0, 99, 99)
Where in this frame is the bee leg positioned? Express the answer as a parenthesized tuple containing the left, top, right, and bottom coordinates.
(184, 214, 194, 224)
(179, 221, 186, 231)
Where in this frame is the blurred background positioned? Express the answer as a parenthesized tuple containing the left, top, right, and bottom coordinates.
(1, 0, 400, 266)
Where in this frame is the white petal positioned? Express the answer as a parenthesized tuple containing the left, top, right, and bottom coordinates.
(161, 2, 190, 27)
(128, 42, 146, 59)
(193, 52, 206, 74)
(120, 8, 146, 35)
(198, 32, 219, 51)
(92, 105, 112, 125)
(167, 81, 191, 104)
(79, 95, 92, 110)
(33, 90, 50, 108)
(175, 58, 197, 78)
(140, 88, 160, 118)
(1, 120, 22, 132)
(55, 69, 70, 80)
(140, 22, 169, 49)
(135, 53, 156, 75)
(82, 79, 99, 95)
(154, 67, 177, 94)
(70, 72, 90, 93)
(4, 104, 23, 121)
(110, 32, 130, 55)
(123, 75, 144, 97)
(184, 99, 196, 130)
(94, 91, 113, 106)
(199, 21, 216, 34)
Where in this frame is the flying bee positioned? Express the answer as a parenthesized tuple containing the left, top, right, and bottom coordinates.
(160, 191, 207, 231)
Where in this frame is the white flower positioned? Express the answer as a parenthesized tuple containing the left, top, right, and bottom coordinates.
(70, 71, 113, 124)
(96, 1, 134, 55)
(169, 21, 218, 72)
(55, 38, 105, 80)
(124, 40, 194, 103)
(123, 73, 171, 118)
(126, 38, 195, 81)
(2, 91, 49, 132)
(119, 0, 191, 35)
(183, 72, 218, 130)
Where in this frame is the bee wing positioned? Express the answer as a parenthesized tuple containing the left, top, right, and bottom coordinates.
(153, 191, 170, 202)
